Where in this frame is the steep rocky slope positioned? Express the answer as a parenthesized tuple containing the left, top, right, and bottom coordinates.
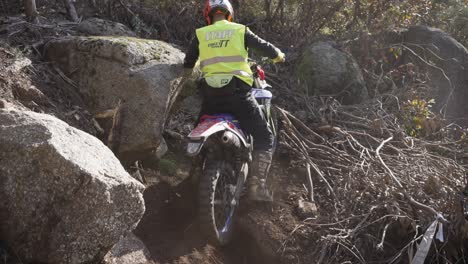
(1, 9, 468, 264)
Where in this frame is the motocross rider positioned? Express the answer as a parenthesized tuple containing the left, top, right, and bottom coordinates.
(184, 0, 285, 201)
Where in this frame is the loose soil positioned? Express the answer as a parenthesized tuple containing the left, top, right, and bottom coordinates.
(133, 147, 311, 264)
(132, 175, 287, 264)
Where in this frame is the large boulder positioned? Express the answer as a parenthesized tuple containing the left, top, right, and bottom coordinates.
(44, 36, 185, 161)
(77, 17, 136, 37)
(401, 26, 468, 120)
(296, 41, 369, 104)
(0, 109, 145, 264)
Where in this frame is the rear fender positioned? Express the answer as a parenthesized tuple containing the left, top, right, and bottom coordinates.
(187, 121, 249, 157)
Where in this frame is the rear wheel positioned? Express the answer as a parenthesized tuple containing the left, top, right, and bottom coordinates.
(198, 160, 240, 245)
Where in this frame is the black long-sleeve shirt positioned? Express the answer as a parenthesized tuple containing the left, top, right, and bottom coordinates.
(184, 27, 280, 68)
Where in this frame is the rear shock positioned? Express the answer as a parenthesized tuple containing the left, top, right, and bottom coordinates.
(234, 151, 242, 172)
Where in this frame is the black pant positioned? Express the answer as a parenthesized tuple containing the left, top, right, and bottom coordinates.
(199, 77, 274, 152)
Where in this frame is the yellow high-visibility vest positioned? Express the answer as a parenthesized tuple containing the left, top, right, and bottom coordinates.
(196, 20, 253, 87)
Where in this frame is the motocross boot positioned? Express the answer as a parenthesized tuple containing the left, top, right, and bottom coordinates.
(248, 151, 273, 202)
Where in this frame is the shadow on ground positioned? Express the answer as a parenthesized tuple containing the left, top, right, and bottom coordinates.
(134, 177, 271, 264)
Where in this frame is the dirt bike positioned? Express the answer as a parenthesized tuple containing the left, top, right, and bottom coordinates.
(186, 62, 278, 245)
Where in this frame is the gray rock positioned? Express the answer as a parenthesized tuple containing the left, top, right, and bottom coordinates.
(0, 109, 145, 264)
(77, 18, 136, 37)
(45, 36, 185, 161)
(103, 233, 152, 264)
(5, 57, 31, 73)
(402, 26, 468, 121)
(180, 94, 202, 118)
(296, 41, 369, 104)
(296, 199, 318, 219)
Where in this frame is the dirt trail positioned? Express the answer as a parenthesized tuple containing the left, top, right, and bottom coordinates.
(134, 177, 268, 264)
(133, 152, 308, 264)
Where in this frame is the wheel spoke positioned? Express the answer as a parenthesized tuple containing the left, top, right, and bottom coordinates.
(213, 165, 239, 234)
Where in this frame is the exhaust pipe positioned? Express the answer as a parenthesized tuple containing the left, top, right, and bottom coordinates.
(221, 131, 241, 148)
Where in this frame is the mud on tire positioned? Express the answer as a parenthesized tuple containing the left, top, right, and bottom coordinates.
(198, 160, 238, 246)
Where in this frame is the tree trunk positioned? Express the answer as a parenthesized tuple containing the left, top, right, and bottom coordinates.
(89, 0, 97, 9)
(106, 0, 113, 18)
(264, 0, 271, 21)
(24, 0, 39, 23)
(62, 0, 79, 22)
(279, 0, 285, 25)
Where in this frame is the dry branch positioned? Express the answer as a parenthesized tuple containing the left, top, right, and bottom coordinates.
(275, 95, 466, 262)
(305, 163, 314, 202)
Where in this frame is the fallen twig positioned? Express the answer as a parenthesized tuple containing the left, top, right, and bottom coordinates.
(305, 162, 314, 202)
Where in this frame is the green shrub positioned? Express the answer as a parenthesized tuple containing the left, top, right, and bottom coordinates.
(158, 158, 177, 175)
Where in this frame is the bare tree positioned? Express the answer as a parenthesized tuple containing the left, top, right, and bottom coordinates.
(265, 0, 272, 21)
(62, 0, 79, 22)
(24, 0, 39, 23)
(90, 0, 97, 9)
